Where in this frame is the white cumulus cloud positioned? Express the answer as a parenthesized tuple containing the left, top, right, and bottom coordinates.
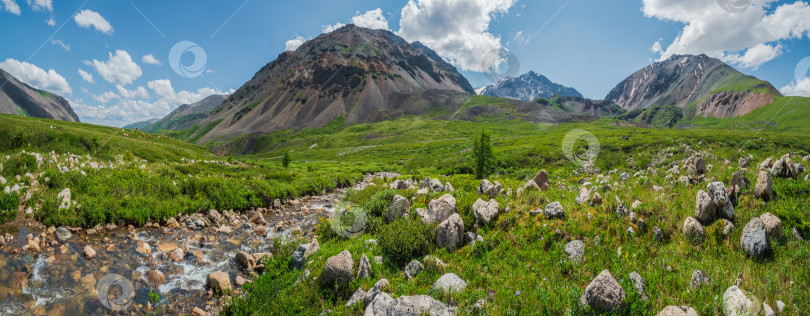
(350, 8, 389, 30)
(74, 78, 233, 127)
(27, 0, 51, 11)
(397, 0, 518, 72)
(323, 22, 346, 34)
(89, 50, 142, 86)
(285, 35, 307, 52)
(141, 54, 161, 65)
(2, 0, 21, 14)
(77, 69, 93, 83)
(642, 0, 810, 69)
(780, 77, 810, 97)
(74, 9, 113, 34)
(0, 58, 72, 95)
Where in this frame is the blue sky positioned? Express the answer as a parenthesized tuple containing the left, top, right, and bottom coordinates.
(1, 0, 809, 127)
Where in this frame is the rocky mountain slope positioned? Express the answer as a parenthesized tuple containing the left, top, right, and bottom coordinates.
(538, 96, 625, 117)
(122, 118, 158, 130)
(194, 24, 477, 144)
(0, 68, 79, 122)
(478, 71, 583, 101)
(606, 54, 781, 118)
(138, 94, 228, 133)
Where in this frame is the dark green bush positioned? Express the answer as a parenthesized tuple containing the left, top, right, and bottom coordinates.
(0, 192, 19, 224)
(379, 217, 435, 267)
(742, 140, 760, 150)
(2, 153, 38, 177)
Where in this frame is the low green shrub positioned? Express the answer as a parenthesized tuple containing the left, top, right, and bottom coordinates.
(379, 217, 435, 267)
(0, 192, 19, 224)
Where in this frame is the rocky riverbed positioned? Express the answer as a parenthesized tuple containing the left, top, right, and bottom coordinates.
(0, 173, 387, 315)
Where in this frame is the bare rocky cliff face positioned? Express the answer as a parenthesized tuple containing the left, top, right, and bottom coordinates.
(606, 54, 780, 118)
(0, 69, 79, 122)
(196, 24, 476, 144)
(478, 71, 583, 101)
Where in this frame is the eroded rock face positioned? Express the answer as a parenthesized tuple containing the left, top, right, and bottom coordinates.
(579, 270, 627, 313)
(206, 271, 231, 292)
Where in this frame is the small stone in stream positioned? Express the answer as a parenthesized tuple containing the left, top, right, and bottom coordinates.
(689, 270, 710, 290)
(206, 271, 231, 292)
(170, 248, 184, 262)
(404, 260, 424, 280)
(166, 217, 180, 229)
(579, 270, 627, 313)
(254, 225, 267, 237)
(83, 245, 96, 259)
(236, 251, 256, 271)
(55, 227, 72, 242)
(135, 241, 151, 255)
(357, 253, 371, 279)
(145, 270, 166, 287)
(235, 275, 246, 287)
(193, 307, 206, 316)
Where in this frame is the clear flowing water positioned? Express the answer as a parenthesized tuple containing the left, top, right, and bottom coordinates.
(0, 181, 372, 315)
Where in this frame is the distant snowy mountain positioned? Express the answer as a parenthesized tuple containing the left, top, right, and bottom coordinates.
(478, 71, 583, 101)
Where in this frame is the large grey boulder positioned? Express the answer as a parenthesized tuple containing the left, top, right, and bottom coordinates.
(386, 195, 410, 222)
(363, 278, 390, 307)
(656, 306, 699, 316)
(771, 154, 797, 179)
(291, 238, 320, 270)
(564, 240, 585, 263)
(472, 199, 499, 225)
(707, 181, 734, 221)
(478, 179, 501, 199)
(390, 295, 458, 316)
(321, 250, 354, 285)
(579, 270, 627, 313)
(425, 194, 457, 224)
(575, 187, 590, 205)
(428, 178, 444, 192)
(404, 260, 424, 280)
(723, 285, 762, 316)
(760, 212, 782, 241)
(429, 273, 467, 294)
(357, 253, 371, 279)
(754, 171, 773, 200)
(682, 217, 705, 244)
(544, 201, 565, 219)
(435, 213, 464, 251)
(346, 287, 366, 308)
(628, 271, 648, 301)
(684, 155, 705, 178)
(389, 180, 407, 190)
(365, 292, 394, 316)
(206, 271, 231, 292)
(689, 270, 710, 290)
(694, 190, 715, 224)
(741, 218, 769, 258)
